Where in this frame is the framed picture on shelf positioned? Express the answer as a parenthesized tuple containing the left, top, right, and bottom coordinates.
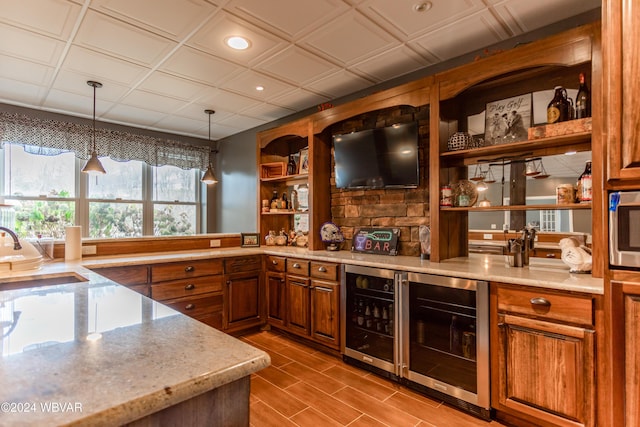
(485, 93, 532, 145)
(240, 233, 260, 247)
(298, 147, 309, 174)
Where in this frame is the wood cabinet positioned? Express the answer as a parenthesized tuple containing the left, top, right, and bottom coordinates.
(491, 283, 597, 427)
(257, 118, 332, 251)
(265, 255, 287, 326)
(603, 0, 640, 183)
(266, 256, 340, 350)
(223, 255, 263, 332)
(428, 22, 603, 278)
(608, 272, 640, 427)
(91, 265, 150, 297)
(150, 259, 224, 329)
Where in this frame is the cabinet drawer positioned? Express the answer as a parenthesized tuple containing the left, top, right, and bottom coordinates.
(151, 259, 222, 282)
(266, 255, 286, 272)
(224, 255, 262, 274)
(92, 265, 149, 285)
(151, 276, 223, 301)
(310, 261, 338, 281)
(286, 258, 310, 276)
(162, 294, 223, 319)
(497, 286, 594, 326)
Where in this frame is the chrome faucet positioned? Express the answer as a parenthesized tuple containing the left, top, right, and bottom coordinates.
(0, 227, 22, 250)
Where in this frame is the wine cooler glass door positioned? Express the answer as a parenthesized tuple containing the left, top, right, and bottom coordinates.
(342, 265, 399, 376)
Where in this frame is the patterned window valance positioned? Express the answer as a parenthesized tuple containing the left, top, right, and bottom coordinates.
(0, 112, 210, 170)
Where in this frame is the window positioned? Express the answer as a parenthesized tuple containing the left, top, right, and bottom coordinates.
(1, 143, 204, 238)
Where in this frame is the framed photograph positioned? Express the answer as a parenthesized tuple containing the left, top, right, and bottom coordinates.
(241, 233, 260, 247)
(298, 147, 309, 174)
(485, 93, 532, 145)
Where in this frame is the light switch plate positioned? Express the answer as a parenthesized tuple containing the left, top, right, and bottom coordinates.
(82, 245, 97, 255)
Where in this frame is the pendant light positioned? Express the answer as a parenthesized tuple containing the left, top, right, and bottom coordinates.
(81, 81, 106, 174)
(201, 109, 218, 185)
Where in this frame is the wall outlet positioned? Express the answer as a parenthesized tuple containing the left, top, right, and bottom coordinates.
(490, 224, 497, 229)
(210, 239, 221, 248)
(483, 234, 493, 240)
(82, 245, 97, 255)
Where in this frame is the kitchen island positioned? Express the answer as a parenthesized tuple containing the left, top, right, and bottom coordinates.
(0, 270, 270, 426)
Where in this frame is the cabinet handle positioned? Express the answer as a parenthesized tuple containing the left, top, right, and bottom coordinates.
(530, 297, 551, 307)
(185, 304, 195, 310)
(314, 287, 332, 293)
(280, 278, 285, 283)
(292, 263, 301, 268)
(272, 260, 278, 265)
(184, 283, 195, 290)
(226, 280, 231, 286)
(317, 266, 327, 273)
(184, 266, 195, 273)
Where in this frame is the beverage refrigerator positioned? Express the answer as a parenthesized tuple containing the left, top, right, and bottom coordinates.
(341, 265, 491, 419)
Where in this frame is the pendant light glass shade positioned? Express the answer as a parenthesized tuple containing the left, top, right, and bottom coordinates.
(201, 109, 218, 185)
(82, 81, 106, 174)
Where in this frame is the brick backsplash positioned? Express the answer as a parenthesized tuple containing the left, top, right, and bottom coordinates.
(329, 105, 430, 256)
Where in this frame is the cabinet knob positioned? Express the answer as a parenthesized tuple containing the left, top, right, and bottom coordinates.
(226, 280, 231, 285)
(184, 283, 195, 290)
(318, 266, 327, 273)
(272, 260, 278, 265)
(185, 303, 195, 310)
(184, 266, 195, 273)
(530, 297, 551, 307)
(292, 263, 301, 268)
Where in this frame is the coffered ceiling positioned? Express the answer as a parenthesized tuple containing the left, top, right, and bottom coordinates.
(0, 0, 599, 141)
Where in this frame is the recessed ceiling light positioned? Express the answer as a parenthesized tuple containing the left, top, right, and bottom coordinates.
(256, 85, 264, 91)
(226, 36, 250, 50)
(413, 2, 432, 12)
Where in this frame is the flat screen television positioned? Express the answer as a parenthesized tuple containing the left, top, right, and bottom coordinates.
(333, 122, 419, 189)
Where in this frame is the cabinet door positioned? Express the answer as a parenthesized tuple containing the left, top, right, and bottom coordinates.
(266, 271, 286, 327)
(285, 275, 310, 335)
(310, 280, 339, 348)
(604, 0, 640, 181)
(224, 271, 262, 331)
(625, 290, 640, 426)
(496, 313, 595, 427)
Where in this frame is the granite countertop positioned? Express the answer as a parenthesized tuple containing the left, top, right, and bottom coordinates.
(69, 246, 603, 295)
(0, 269, 270, 426)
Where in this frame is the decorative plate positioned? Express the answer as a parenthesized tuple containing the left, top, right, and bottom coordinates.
(452, 180, 478, 207)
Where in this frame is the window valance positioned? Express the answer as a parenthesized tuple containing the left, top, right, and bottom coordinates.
(0, 112, 210, 170)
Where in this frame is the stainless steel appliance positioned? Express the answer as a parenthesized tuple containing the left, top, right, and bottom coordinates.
(341, 264, 400, 379)
(341, 265, 491, 419)
(609, 191, 640, 268)
(401, 272, 490, 419)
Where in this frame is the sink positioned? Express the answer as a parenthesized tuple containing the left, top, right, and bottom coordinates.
(0, 236, 43, 272)
(0, 272, 87, 291)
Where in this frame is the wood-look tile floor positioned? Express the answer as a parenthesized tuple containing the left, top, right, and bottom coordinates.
(240, 330, 507, 427)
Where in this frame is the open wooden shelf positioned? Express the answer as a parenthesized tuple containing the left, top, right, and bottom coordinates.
(440, 131, 592, 165)
(441, 203, 591, 212)
(260, 174, 308, 184)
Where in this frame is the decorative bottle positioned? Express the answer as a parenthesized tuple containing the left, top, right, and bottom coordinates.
(547, 86, 569, 124)
(575, 73, 591, 118)
(287, 154, 297, 175)
(270, 190, 279, 209)
(576, 161, 592, 203)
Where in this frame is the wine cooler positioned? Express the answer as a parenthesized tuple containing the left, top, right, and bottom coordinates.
(341, 266, 490, 419)
(341, 264, 401, 378)
(401, 272, 490, 419)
